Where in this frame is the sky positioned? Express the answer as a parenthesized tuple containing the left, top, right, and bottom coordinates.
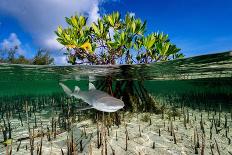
(0, 0, 232, 64)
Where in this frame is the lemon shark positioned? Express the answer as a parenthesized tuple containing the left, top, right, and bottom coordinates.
(59, 82, 124, 112)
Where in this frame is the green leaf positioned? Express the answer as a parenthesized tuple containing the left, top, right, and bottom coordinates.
(131, 22, 136, 33)
(79, 16, 87, 27)
(57, 26, 63, 35)
(56, 38, 66, 45)
(65, 17, 72, 25)
(71, 16, 78, 27)
(56, 12, 182, 65)
(141, 21, 146, 33)
(99, 20, 104, 33)
(108, 16, 114, 26)
(92, 23, 100, 35)
(64, 33, 71, 41)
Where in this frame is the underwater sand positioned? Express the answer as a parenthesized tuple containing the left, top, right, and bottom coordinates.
(1, 107, 231, 155)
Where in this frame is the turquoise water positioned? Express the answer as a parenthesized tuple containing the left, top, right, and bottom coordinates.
(0, 51, 231, 154)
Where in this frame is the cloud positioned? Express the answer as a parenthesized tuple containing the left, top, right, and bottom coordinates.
(45, 35, 64, 50)
(53, 54, 69, 65)
(0, 33, 25, 55)
(0, 0, 101, 50)
(87, 1, 101, 25)
(0, 0, 105, 64)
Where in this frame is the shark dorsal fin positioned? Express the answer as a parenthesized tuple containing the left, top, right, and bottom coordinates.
(89, 82, 96, 90)
(89, 76, 95, 82)
(74, 86, 80, 93)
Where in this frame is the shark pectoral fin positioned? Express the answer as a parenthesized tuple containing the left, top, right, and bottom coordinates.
(74, 86, 80, 93)
(77, 106, 93, 111)
(89, 82, 96, 90)
(59, 83, 72, 97)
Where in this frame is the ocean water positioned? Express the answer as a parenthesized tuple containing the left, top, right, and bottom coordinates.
(0, 51, 231, 155)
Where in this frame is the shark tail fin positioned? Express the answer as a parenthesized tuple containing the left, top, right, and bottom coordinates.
(59, 83, 73, 96)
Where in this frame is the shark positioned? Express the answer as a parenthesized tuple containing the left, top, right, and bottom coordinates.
(59, 82, 124, 112)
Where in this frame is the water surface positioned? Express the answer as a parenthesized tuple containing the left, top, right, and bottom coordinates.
(0, 51, 231, 155)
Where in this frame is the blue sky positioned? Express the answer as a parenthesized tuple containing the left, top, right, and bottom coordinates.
(0, 0, 232, 64)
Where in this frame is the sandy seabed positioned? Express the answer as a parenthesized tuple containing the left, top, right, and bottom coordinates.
(0, 108, 232, 155)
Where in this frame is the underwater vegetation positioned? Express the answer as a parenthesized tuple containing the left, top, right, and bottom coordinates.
(0, 51, 231, 154)
(0, 77, 231, 155)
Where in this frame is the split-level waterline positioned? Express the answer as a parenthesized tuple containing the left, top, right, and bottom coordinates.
(0, 51, 231, 154)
